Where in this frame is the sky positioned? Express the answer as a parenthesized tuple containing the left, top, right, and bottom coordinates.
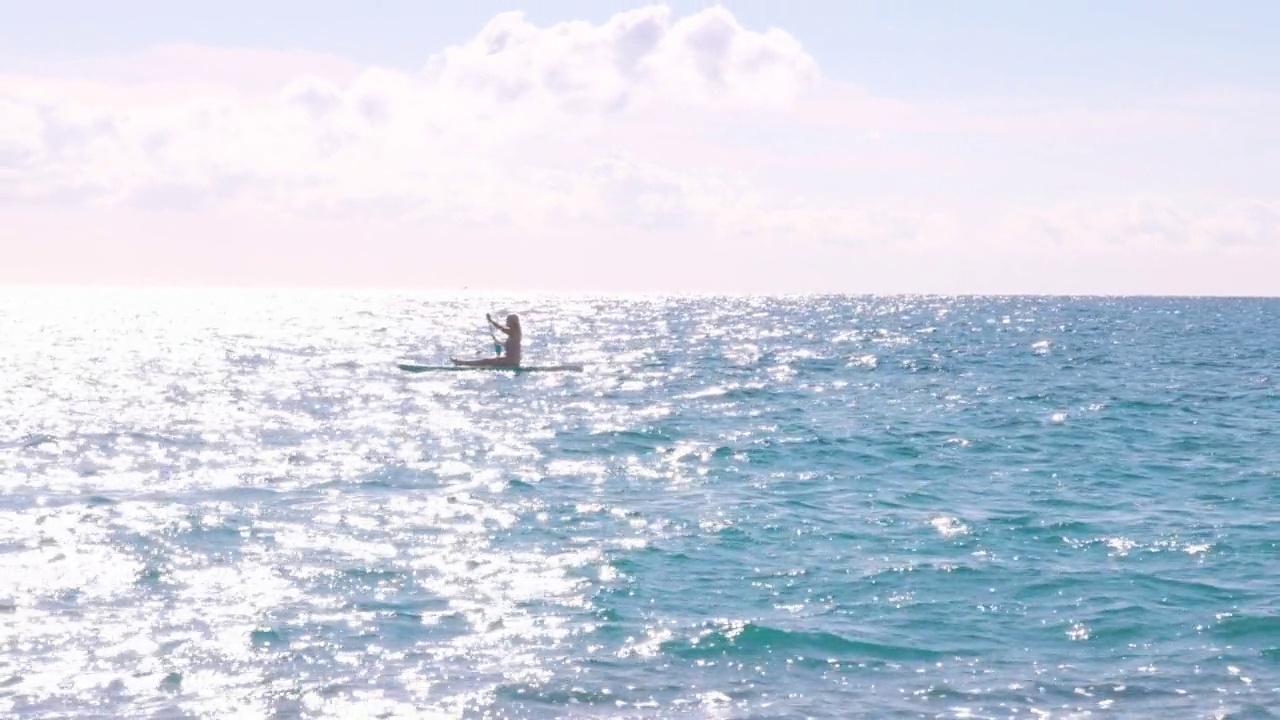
(2, 0, 1278, 294)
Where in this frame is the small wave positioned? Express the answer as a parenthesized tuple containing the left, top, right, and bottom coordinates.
(848, 354, 878, 369)
(493, 682, 625, 708)
(1212, 613, 1280, 640)
(677, 386, 729, 400)
(664, 621, 950, 662)
(930, 515, 970, 538)
(249, 627, 284, 647)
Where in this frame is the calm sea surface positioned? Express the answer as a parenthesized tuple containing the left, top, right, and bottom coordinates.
(1, 290, 1278, 719)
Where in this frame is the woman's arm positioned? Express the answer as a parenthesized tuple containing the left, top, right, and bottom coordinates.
(486, 313, 510, 334)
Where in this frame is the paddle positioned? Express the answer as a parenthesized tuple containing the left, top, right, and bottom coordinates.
(486, 312, 503, 355)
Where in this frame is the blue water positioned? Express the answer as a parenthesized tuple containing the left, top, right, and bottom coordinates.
(1, 290, 1278, 718)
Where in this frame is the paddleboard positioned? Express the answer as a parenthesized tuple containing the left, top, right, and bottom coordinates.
(397, 363, 584, 373)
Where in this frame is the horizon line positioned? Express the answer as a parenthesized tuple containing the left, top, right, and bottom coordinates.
(1, 284, 1277, 301)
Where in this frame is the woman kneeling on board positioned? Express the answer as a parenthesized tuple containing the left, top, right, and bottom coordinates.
(452, 313, 521, 367)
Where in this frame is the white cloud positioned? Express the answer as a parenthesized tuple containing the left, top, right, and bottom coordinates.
(1202, 199, 1280, 247)
(424, 7, 818, 115)
(999, 197, 1280, 253)
(0, 6, 822, 222)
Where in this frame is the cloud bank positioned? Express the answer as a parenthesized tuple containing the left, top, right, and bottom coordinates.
(1, 5, 1277, 293)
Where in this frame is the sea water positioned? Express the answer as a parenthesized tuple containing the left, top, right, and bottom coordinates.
(1, 290, 1277, 719)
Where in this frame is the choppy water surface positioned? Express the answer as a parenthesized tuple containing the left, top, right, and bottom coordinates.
(1, 290, 1278, 718)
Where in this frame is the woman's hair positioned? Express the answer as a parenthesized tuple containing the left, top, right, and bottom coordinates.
(506, 314, 520, 327)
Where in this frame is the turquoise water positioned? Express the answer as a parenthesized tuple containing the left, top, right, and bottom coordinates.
(1, 290, 1277, 718)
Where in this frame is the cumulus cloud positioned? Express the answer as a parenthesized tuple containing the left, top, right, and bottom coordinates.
(424, 7, 818, 114)
(0, 5, 823, 228)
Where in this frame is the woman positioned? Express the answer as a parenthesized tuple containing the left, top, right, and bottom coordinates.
(452, 313, 522, 367)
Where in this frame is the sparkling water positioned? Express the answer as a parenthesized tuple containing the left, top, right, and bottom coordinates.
(1, 290, 1277, 718)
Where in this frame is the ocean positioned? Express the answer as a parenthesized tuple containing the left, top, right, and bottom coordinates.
(1, 290, 1277, 719)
